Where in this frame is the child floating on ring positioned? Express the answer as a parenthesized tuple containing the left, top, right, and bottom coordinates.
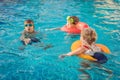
(46, 16, 89, 34)
(20, 19, 40, 45)
(59, 28, 109, 64)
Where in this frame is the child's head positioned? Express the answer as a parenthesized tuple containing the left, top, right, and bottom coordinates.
(24, 19, 34, 33)
(67, 16, 79, 25)
(81, 28, 97, 45)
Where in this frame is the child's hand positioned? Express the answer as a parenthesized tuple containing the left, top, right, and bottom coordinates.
(59, 54, 68, 59)
(24, 38, 31, 45)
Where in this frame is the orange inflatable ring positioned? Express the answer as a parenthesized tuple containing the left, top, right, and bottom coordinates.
(71, 40, 110, 61)
(61, 24, 89, 34)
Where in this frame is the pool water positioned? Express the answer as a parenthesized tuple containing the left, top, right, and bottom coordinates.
(0, 0, 120, 80)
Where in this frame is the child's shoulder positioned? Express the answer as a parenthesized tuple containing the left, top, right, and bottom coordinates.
(20, 30, 25, 34)
(34, 30, 40, 34)
(78, 22, 88, 25)
(77, 22, 89, 29)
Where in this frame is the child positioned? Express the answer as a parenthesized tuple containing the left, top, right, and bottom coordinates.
(20, 19, 40, 45)
(63, 16, 89, 31)
(46, 16, 89, 34)
(59, 28, 108, 64)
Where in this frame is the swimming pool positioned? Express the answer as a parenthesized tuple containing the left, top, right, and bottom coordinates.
(0, 0, 120, 80)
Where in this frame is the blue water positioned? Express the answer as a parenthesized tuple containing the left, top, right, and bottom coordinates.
(0, 0, 120, 80)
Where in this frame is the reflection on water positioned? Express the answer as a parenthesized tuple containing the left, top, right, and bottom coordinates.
(0, 0, 120, 80)
(78, 61, 113, 80)
(93, 0, 119, 29)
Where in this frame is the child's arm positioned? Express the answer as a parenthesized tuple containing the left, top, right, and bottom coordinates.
(45, 24, 68, 31)
(20, 33, 26, 41)
(45, 27, 61, 31)
(67, 47, 85, 56)
(59, 47, 86, 59)
(20, 31, 31, 45)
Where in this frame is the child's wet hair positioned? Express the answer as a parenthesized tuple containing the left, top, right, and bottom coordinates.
(70, 16, 79, 24)
(25, 19, 34, 23)
(82, 28, 97, 45)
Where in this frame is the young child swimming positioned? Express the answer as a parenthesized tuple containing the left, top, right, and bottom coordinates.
(20, 19, 53, 50)
(59, 28, 108, 64)
(46, 16, 89, 34)
(20, 19, 40, 45)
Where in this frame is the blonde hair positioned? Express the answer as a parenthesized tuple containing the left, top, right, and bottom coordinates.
(81, 28, 97, 45)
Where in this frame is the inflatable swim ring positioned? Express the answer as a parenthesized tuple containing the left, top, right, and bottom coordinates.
(71, 40, 110, 61)
(61, 26, 80, 34)
(61, 23, 89, 34)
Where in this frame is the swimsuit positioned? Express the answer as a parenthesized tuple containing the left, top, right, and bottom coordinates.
(83, 44, 108, 64)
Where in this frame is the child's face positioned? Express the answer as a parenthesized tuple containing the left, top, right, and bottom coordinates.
(24, 22, 34, 33)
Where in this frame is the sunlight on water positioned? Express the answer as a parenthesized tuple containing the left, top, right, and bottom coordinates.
(0, 0, 120, 80)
